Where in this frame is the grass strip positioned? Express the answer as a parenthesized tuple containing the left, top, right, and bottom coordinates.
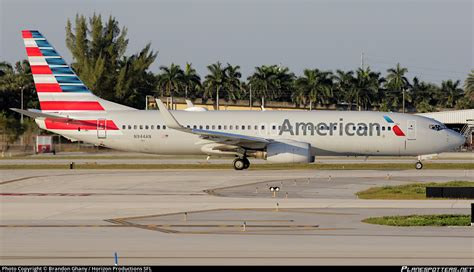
(356, 181, 474, 199)
(362, 214, 471, 226)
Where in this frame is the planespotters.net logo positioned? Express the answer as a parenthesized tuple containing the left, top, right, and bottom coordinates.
(401, 266, 474, 272)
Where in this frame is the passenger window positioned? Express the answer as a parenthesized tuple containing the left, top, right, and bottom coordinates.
(272, 125, 276, 130)
(261, 125, 265, 130)
(382, 126, 385, 131)
(145, 125, 149, 130)
(212, 125, 215, 130)
(218, 125, 222, 130)
(206, 125, 209, 129)
(388, 127, 391, 131)
(230, 125, 233, 130)
(186, 125, 190, 128)
(254, 125, 258, 130)
(134, 125, 137, 129)
(157, 125, 161, 129)
(122, 125, 126, 129)
(163, 125, 167, 129)
(193, 125, 197, 129)
(248, 125, 251, 130)
(224, 125, 227, 130)
(199, 125, 203, 129)
(139, 125, 143, 129)
(128, 125, 131, 129)
(242, 125, 245, 130)
(151, 125, 154, 129)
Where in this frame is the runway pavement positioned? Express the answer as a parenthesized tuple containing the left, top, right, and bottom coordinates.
(0, 168, 473, 265)
(1, 151, 473, 165)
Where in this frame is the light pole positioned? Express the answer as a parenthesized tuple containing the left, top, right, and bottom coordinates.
(20, 86, 24, 124)
(249, 83, 252, 110)
(216, 85, 220, 110)
(402, 88, 405, 113)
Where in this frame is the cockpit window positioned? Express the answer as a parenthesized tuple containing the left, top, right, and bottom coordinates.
(429, 124, 445, 131)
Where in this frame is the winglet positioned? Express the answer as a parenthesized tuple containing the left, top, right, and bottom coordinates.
(185, 99, 194, 107)
(155, 99, 188, 131)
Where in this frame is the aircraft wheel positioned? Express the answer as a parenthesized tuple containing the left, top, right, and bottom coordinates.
(233, 158, 245, 170)
(415, 161, 423, 170)
(243, 157, 250, 169)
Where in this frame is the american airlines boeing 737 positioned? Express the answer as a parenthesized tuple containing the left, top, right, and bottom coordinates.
(12, 30, 465, 170)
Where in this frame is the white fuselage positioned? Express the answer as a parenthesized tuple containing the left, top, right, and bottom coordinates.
(35, 110, 464, 157)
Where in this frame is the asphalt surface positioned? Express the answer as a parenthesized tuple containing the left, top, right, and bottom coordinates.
(0, 168, 473, 265)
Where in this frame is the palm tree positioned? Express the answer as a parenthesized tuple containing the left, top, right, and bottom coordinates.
(354, 67, 383, 111)
(0, 61, 14, 77)
(203, 62, 226, 109)
(182, 63, 201, 99)
(0, 60, 35, 122)
(223, 63, 242, 102)
(464, 70, 474, 102)
(439, 80, 463, 108)
(247, 65, 279, 106)
(333, 70, 356, 110)
(295, 69, 332, 110)
(274, 65, 296, 102)
(386, 63, 410, 112)
(156, 63, 184, 108)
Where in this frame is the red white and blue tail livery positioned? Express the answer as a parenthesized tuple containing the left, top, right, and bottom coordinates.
(22, 30, 131, 113)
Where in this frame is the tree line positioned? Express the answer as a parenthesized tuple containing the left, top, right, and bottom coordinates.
(1, 14, 473, 121)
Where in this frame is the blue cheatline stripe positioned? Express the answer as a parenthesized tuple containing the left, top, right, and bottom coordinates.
(30, 31, 43, 38)
(45, 58, 67, 65)
(55, 76, 83, 84)
(35, 40, 51, 47)
(51, 67, 74, 75)
(40, 48, 59, 56)
(383, 115, 394, 123)
(60, 85, 90, 93)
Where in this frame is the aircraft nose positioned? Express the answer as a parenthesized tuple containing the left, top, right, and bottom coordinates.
(448, 130, 465, 149)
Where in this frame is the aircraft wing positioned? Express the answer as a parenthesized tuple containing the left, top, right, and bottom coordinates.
(155, 99, 270, 148)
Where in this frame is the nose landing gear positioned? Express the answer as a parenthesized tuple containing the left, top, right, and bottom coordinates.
(415, 161, 423, 170)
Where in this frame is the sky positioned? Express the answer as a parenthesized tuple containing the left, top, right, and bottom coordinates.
(0, 0, 472, 84)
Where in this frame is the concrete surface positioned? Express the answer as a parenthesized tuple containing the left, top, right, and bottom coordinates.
(0, 169, 473, 265)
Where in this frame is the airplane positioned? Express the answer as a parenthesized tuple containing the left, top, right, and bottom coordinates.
(12, 30, 466, 170)
(184, 99, 208, 112)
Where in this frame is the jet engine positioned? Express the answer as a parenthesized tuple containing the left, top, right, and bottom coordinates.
(253, 140, 314, 163)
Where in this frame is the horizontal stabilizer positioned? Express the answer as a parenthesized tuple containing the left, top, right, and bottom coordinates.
(10, 108, 72, 120)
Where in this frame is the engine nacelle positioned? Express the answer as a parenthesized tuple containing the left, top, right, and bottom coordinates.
(265, 140, 314, 163)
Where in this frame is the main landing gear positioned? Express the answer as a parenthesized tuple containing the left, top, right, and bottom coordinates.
(233, 157, 250, 170)
(415, 161, 423, 170)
